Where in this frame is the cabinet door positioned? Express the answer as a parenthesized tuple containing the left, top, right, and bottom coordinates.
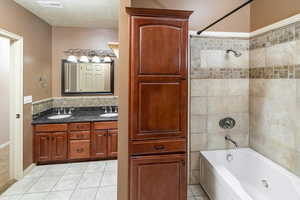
(91, 130, 107, 158)
(130, 154, 186, 200)
(35, 133, 52, 162)
(130, 17, 188, 140)
(108, 129, 118, 158)
(52, 132, 67, 161)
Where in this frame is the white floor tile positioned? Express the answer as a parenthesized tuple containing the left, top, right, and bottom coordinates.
(24, 167, 47, 178)
(43, 168, 67, 177)
(77, 173, 103, 189)
(52, 175, 81, 191)
(95, 186, 117, 200)
(45, 191, 73, 200)
(27, 177, 61, 193)
(0, 195, 22, 200)
(2, 178, 39, 196)
(101, 171, 117, 186)
(85, 163, 105, 174)
(70, 188, 98, 200)
(19, 193, 48, 200)
(64, 166, 87, 176)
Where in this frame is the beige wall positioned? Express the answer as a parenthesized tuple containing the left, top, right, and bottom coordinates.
(51, 27, 118, 97)
(0, 0, 52, 169)
(132, 0, 250, 32)
(251, 0, 300, 31)
(117, 0, 131, 200)
(0, 37, 10, 145)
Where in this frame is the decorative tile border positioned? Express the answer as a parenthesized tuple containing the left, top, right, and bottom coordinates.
(250, 65, 300, 79)
(191, 68, 249, 79)
(32, 96, 118, 116)
(191, 37, 249, 51)
(250, 21, 300, 50)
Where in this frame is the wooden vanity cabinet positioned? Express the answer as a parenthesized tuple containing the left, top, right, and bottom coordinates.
(127, 7, 192, 200)
(34, 121, 118, 164)
(34, 125, 68, 163)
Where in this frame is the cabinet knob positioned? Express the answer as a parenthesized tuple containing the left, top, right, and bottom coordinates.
(76, 148, 84, 153)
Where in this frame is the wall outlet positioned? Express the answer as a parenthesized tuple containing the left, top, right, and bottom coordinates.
(24, 96, 32, 104)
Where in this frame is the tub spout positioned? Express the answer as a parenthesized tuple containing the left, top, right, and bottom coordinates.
(225, 135, 239, 148)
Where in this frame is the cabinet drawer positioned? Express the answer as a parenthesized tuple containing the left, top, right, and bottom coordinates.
(35, 124, 67, 132)
(131, 139, 186, 155)
(69, 131, 90, 140)
(69, 140, 90, 159)
(94, 121, 117, 130)
(69, 123, 90, 131)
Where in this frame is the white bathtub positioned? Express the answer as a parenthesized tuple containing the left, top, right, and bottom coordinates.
(199, 148, 300, 200)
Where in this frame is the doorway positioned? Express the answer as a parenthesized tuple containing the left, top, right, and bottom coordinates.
(0, 28, 24, 183)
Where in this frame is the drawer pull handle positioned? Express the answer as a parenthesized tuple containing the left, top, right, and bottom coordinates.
(76, 148, 84, 153)
(154, 145, 165, 150)
(77, 135, 83, 138)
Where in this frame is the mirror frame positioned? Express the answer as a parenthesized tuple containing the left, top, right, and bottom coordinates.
(61, 59, 115, 96)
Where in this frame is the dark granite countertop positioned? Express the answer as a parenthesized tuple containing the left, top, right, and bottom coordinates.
(32, 108, 118, 125)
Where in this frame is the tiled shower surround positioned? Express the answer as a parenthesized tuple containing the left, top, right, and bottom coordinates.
(32, 96, 118, 116)
(250, 21, 300, 176)
(190, 36, 250, 184)
(190, 20, 300, 184)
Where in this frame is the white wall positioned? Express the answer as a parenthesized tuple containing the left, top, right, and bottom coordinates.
(0, 36, 10, 145)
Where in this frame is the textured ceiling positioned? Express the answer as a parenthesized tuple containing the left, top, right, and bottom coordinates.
(14, 0, 119, 28)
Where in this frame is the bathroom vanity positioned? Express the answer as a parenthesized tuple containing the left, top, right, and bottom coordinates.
(32, 108, 118, 164)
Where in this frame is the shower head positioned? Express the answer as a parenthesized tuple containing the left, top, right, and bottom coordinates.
(226, 49, 242, 57)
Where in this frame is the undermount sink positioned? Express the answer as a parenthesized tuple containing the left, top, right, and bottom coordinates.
(48, 114, 72, 120)
(100, 113, 118, 118)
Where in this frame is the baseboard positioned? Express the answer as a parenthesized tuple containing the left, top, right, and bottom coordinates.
(23, 163, 36, 176)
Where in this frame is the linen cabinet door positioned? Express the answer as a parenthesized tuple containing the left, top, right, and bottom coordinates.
(51, 132, 68, 161)
(35, 133, 52, 163)
(130, 16, 188, 140)
(130, 154, 187, 200)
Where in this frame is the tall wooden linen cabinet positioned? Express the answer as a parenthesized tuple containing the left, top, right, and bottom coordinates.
(127, 7, 193, 200)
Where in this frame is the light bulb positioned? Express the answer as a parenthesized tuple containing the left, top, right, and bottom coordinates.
(79, 56, 89, 63)
(104, 56, 112, 62)
(92, 56, 101, 63)
(67, 55, 77, 63)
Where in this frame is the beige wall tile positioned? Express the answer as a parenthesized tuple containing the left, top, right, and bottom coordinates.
(191, 79, 208, 97)
(191, 133, 208, 151)
(190, 151, 200, 170)
(191, 97, 207, 115)
(190, 115, 207, 132)
(265, 42, 296, 67)
(228, 79, 249, 96)
(207, 80, 229, 97)
(250, 48, 266, 68)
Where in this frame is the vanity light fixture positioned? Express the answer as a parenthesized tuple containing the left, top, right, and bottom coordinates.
(79, 55, 89, 63)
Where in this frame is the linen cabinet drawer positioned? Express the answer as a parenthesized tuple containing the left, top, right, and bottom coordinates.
(69, 123, 90, 131)
(131, 139, 186, 155)
(69, 131, 90, 140)
(69, 140, 90, 159)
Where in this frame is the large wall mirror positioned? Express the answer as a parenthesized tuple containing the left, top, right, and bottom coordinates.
(62, 60, 114, 95)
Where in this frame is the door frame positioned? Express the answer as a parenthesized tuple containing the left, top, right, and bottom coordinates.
(0, 28, 24, 180)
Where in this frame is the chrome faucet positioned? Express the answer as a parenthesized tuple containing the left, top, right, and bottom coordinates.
(225, 135, 239, 148)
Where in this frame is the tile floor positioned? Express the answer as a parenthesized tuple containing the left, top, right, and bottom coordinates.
(0, 160, 117, 200)
(1, 160, 209, 200)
